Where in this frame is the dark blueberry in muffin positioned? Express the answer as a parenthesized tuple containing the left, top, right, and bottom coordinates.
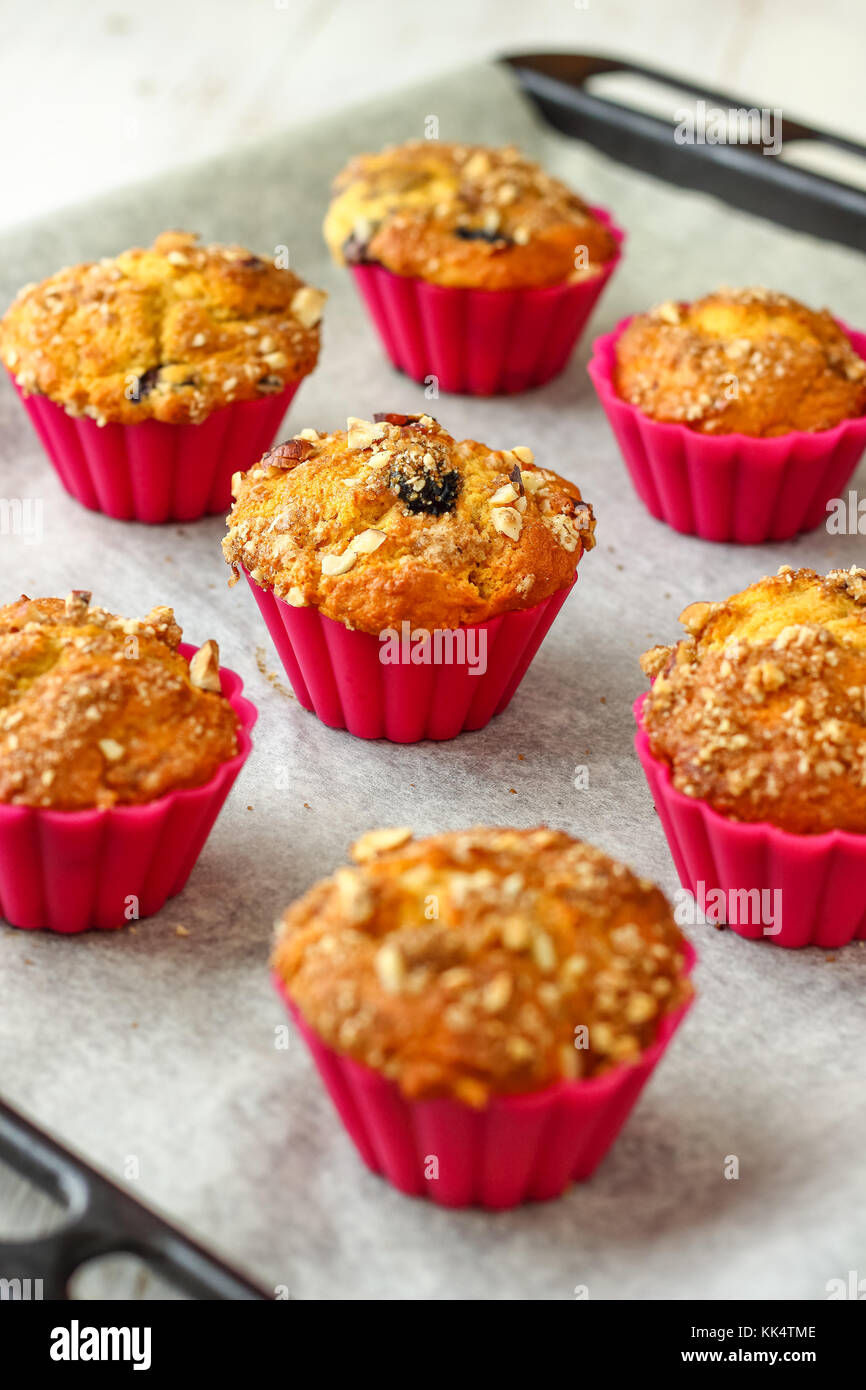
(454, 227, 510, 245)
(390, 461, 461, 515)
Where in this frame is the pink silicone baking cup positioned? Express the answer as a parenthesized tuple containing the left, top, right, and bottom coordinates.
(588, 318, 866, 543)
(8, 372, 301, 523)
(634, 692, 866, 948)
(0, 645, 257, 933)
(245, 569, 577, 741)
(349, 205, 624, 395)
(275, 958, 694, 1209)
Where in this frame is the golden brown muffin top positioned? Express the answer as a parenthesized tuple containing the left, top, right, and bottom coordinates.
(324, 141, 617, 290)
(273, 826, 691, 1105)
(0, 592, 239, 809)
(0, 231, 326, 426)
(640, 566, 866, 835)
(615, 288, 866, 436)
(223, 413, 595, 634)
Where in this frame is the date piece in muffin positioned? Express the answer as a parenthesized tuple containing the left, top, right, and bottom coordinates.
(0, 592, 238, 809)
(615, 288, 866, 436)
(641, 565, 866, 835)
(273, 826, 692, 1107)
(223, 413, 595, 633)
(324, 141, 617, 291)
(0, 231, 326, 427)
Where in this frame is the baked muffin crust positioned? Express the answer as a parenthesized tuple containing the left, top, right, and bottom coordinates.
(0, 592, 239, 809)
(641, 566, 866, 835)
(223, 413, 595, 634)
(0, 232, 326, 426)
(324, 141, 617, 290)
(273, 827, 691, 1105)
(615, 288, 866, 436)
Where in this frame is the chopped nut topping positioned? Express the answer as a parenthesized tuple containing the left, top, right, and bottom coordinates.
(349, 528, 387, 555)
(655, 299, 681, 324)
(98, 738, 125, 762)
(64, 590, 92, 618)
(321, 549, 357, 577)
(352, 827, 414, 861)
(375, 941, 406, 994)
(491, 506, 523, 540)
(291, 285, 327, 329)
(347, 416, 387, 450)
(189, 639, 221, 692)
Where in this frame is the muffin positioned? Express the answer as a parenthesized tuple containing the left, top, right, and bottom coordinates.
(324, 141, 623, 394)
(634, 566, 866, 947)
(588, 289, 866, 543)
(0, 231, 326, 522)
(273, 826, 694, 1206)
(223, 411, 595, 740)
(615, 289, 866, 436)
(0, 590, 256, 931)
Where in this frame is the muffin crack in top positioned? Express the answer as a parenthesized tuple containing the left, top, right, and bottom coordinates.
(641, 565, 866, 834)
(0, 592, 239, 809)
(0, 231, 326, 426)
(223, 413, 596, 633)
(324, 141, 617, 290)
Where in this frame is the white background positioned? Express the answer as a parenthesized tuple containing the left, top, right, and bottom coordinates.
(2, 0, 865, 230)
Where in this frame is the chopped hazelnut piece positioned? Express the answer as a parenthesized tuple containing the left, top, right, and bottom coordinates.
(321, 549, 357, 577)
(491, 506, 523, 540)
(347, 417, 386, 450)
(291, 285, 327, 329)
(679, 601, 712, 634)
(64, 590, 92, 617)
(98, 738, 125, 762)
(656, 300, 681, 324)
(521, 471, 545, 494)
(350, 528, 387, 555)
(189, 639, 222, 692)
(351, 827, 414, 862)
(375, 941, 406, 994)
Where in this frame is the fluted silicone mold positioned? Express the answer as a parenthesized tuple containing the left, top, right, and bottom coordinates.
(634, 693, 866, 948)
(0, 645, 257, 933)
(275, 958, 695, 1209)
(245, 571, 577, 741)
(588, 318, 866, 543)
(9, 374, 300, 523)
(349, 206, 624, 395)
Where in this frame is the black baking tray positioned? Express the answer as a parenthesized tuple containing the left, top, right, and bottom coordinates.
(2, 49, 864, 1304)
(0, 1099, 267, 1300)
(503, 52, 866, 252)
